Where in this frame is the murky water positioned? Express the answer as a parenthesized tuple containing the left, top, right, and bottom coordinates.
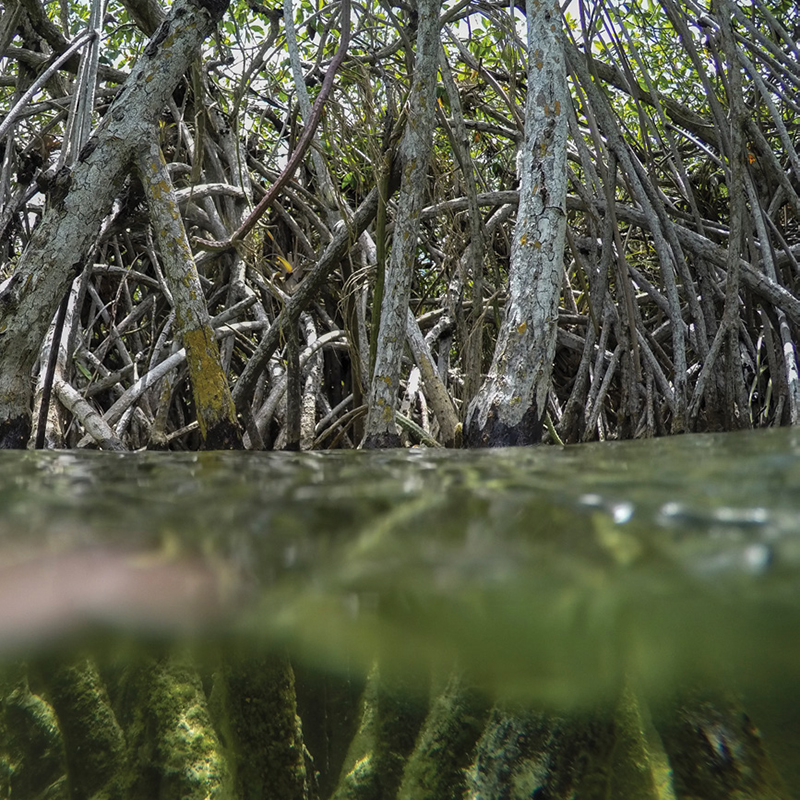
(1, 429, 799, 798)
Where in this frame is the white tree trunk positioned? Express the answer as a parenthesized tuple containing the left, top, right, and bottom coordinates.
(0, 0, 227, 448)
(405, 307, 461, 447)
(464, 0, 568, 447)
(361, 0, 442, 448)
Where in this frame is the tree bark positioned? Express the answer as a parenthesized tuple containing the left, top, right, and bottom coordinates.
(463, 0, 567, 447)
(231, 187, 381, 414)
(405, 308, 461, 447)
(137, 135, 242, 449)
(361, 0, 442, 449)
(0, 0, 229, 449)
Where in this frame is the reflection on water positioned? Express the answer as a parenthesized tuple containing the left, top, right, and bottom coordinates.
(0, 428, 798, 798)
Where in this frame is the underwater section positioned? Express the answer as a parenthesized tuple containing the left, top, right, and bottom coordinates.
(0, 428, 799, 797)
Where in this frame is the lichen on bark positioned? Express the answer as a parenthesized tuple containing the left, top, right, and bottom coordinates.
(361, 0, 442, 449)
(138, 136, 242, 450)
(463, 0, 567, 448)
(0, 0, 229, 449)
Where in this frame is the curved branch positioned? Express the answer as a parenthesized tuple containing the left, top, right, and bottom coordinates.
(194, 0, 352, 253)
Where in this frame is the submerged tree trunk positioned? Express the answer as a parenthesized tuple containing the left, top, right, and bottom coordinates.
(2, 652, 792, 800)
(361, 0, 442, 449)
(0, 0, 229, 449)
(463, 0, 567, 447)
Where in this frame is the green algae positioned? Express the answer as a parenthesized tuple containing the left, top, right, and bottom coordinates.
(0, 648, 794, 800)
(119, 650, 231, 800)
(0, 670, 68, 800)
(331, 663, 429, 800)
(210, 651, 310, 800)
(39, 657, 129, 800)
(396, 673, 488, 800)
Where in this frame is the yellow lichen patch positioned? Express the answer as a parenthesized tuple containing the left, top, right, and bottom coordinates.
(182, 325, 237, 441)
(520, 234, 527, 245)
(517, 321, 527, 335)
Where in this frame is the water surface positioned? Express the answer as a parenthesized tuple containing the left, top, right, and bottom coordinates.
(0, 428, 798, 706)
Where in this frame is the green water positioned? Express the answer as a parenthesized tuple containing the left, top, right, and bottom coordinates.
(0, 429, 799, 797)
(1, 429, 799, 700)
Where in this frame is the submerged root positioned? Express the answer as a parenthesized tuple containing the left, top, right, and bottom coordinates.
(0, 654, 792, 800)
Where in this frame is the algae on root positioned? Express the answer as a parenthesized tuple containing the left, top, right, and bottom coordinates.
(0, 670, 69, 800)
(123, 651, 232, 800)
(465, 685, 676, 800)
(330, 662, 428, 800)
(210, 652, 311, 800)
(39, 656, 130, 800)
(396, 672, 488, 800)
